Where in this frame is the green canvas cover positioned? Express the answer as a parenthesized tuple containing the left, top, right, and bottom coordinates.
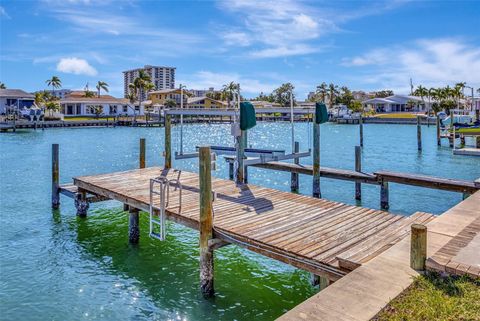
(315, 102, 328, 124)
(240, 101, 257, 130)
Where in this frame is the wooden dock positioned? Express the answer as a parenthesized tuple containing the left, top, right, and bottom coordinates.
(224, 159, 480, 195)
(69, 166, 434, 282)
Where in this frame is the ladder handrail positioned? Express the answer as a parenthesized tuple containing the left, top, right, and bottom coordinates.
(149, 171, 183, 241)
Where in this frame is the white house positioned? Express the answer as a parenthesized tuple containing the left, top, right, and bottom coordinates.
(363, 95, 425, 113)
(0, 89, 35, 114)
(60, 91, 143, 116)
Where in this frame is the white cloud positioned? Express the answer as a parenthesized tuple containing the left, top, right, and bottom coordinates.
(0, 6, 10, 19)
(217, 0, 405, 58)
(56, 57, 98, 76)
(250, 44, 319, 58)
(218, 0, 331, 58)
(342, 39, 480, 92)
(222, 32, 251, 47)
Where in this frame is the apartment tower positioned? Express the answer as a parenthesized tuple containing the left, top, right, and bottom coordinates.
(123, 65, 176, 100)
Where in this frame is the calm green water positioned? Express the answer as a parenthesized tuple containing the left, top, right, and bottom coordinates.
(0, 123, 479, 321)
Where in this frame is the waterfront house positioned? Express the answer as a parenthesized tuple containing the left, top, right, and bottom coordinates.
(60, 91, 141, 116)
(147, 88, 189, 107)
(363, 95, 425, 113)
(0, 89, 35, 114)
(187, 96, 227, 109)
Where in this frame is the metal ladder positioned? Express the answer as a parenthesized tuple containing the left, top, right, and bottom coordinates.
(149, 170, 182, 241)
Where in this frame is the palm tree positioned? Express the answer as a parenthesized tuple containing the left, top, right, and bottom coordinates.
(96, 81, 109, 98)
(327, 83, 339, 109)
(453, 82, 465, 108)
(222, 82, 239, 108)
(45, 76, 61, 96)
(83, 82, 95, 98)
(34, 92, 45, 108)
(0, 82, 6, 89)
(164, 99, 177, 108)
(414, 85, 428, 112)
(315, 82, 328, 102)
(427, 87, 440, 114)
(132, 69, 152, 103)
(127, 89, 138, 125)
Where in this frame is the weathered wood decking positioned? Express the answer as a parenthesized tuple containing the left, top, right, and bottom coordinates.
(224, 158, 480, 194)
(70, 166, 434, 281)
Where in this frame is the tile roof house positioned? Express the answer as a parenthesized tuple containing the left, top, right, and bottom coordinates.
(0, 89, 35, 114)
(59, 91, 141, 116)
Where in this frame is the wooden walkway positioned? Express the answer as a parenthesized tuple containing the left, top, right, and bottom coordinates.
(71, 166, 434, 281)
(224, 158, 480, 194)
(279, 190, 480, 321)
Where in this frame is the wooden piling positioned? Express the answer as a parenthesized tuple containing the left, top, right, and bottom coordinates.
(380, 181, 389, 210)
(74, 189, 89, 217)
(199, 146, 214, 298)
(139, 138, 146, 169)
(312, 123, 321, 198)
(310, 274, 330, 290)
(359, 115, 364, 147)
(123, 204, 129, 211)
(128, 207, 140, 244)
(291, 141, 300, 192)
(410, 224, 427, 271)
(165, 114, 172, 169)
(436, 115, 441, 146)
(228, 162, 234, 180)
(236, 130, 246, 184)
(319, 276, 330, 291)
(355, 146, 361, 200)
(417, 116, 422, 151)
(51, 144, 60, 209)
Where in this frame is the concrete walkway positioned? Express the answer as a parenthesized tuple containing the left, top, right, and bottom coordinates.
(278, 190, 480, 321)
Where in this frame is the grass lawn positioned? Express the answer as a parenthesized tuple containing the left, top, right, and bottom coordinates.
(373, 273, 480, 321)
(374, 113, 418, 119)
(455, 127, 480, 135)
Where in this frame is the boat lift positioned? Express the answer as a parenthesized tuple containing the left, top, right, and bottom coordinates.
(171, 84, 311, 172)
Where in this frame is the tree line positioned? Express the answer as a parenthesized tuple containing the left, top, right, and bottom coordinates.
(412, 82, 474, 114)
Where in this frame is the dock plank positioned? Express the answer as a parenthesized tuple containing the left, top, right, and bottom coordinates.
(72, 167, 436, 281)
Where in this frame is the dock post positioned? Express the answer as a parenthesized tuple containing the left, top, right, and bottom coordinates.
(128, 207, 140, 244)
(312, 123, 321, 198)
(243, 131, 248, 183)
(291, 141, 300, 192)
(51, 144, 60, 209)
(75, 189, 89, 217)
(199, 146, 214, 298)
(380, 181, 389, 210)
(165, 114, 172, 169)
(417, 116, 422, 151)
(236, 130, 246, 184)
(359, 115, 364, 147)
(228, 162, 234, 180)
(139, 138, 146, 169)
(410, 224, 427, 271)
(355, 146, 361, 200)
(436, 115, 441, 146)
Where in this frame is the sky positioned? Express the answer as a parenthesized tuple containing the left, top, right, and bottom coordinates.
(1, 0, 479, 99)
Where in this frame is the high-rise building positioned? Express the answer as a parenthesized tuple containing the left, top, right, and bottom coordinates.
(123, 65, 176, 100)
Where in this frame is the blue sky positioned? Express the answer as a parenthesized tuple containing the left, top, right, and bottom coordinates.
(1, 0, 479, 99)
